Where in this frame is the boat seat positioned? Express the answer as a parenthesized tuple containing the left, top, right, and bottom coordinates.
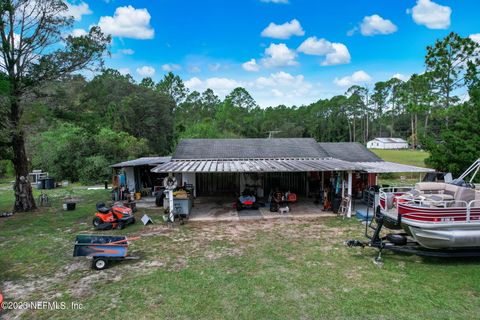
(454, 187, 476, 204)
(427, 193, 454, 201)
(472, 191, 480, 207)
(415, 182, 446, 194)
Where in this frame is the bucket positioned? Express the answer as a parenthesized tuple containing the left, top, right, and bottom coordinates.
(36, 179, 45, 190)
(44, 177, 55, 189)
(135, 192, 142, 200)
(63, 202, 76, 211)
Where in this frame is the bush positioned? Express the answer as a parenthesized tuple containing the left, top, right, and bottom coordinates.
(29, 124, 150, 183)
(79, 156, 111, 184)
(0, 160, 14, 177)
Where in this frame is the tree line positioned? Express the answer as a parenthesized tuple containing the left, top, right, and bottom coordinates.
(3, 32, 480, 185)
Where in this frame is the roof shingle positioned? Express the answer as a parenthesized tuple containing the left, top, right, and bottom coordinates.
(173, 138, 329, 160)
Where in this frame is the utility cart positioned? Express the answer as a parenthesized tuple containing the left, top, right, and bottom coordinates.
(73, 234, 139, 270)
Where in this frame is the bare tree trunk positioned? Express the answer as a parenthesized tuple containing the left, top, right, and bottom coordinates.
(424, 112, 429, 137)
(413, 112, 418, 149)
(411, 114, 415, 150)
(10, 94, 36, 212)
(353, 117, 356, 142)
(348, 121, 352, 142)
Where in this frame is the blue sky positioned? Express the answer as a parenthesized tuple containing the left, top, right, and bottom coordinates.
(67, 0, 480, 107)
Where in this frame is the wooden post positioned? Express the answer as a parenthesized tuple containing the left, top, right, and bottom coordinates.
(347, 171, 353, 218)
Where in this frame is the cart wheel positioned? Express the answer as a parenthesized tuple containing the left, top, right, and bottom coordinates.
(92, 258, 108, 270)
(92, 217, 102, 228)
(118, 222, 125, 230)
(130, 217, 136, 224)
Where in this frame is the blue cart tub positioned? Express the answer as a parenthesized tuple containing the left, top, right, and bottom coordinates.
(73, 234, 139, 270)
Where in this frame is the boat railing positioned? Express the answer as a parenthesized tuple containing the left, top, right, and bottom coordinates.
(467, 200, 480, 222)
(379, 186, 414, 211)
(398, 198, 480, 224)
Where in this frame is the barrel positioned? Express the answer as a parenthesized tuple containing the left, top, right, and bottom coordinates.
(36, 179, 45, 190)
(44, 177, 55, 189)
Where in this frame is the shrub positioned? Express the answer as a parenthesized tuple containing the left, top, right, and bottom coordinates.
(79, 155, 111, 184)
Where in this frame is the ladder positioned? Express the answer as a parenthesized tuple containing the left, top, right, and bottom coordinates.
(338, 196, 351, 218)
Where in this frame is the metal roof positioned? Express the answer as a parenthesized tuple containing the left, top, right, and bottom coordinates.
(371, 137, 407, 143)
(173, 138, 329, 160)
(151, 158, 361, 173)
(318, 142, 382, 162)
(110, 156, 171, 168)
(356, 161, 434, 173)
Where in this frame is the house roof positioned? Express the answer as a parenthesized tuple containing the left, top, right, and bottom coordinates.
(318, 142, 382, 163)
(152, 158, 360, 173)
(110, 156, 171, 168)
(172, 138, 329, 160)
(371, 137, 407, 143)
(151, 138, 432, 173)
(356, 161, 434, 173)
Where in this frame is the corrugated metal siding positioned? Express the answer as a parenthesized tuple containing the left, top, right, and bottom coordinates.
(151, 158, 360, 173)
(111, 157, 171, 168)
(356, 161, 434, 173)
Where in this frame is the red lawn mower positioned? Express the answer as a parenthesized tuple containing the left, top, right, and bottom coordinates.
(93, 202, 136, 230)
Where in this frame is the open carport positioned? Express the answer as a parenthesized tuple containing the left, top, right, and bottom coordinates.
(151, 138, 433, 218)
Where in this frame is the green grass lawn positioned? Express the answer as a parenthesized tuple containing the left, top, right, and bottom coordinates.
(371, 149, 430, 168)
(2, 184, 480, 319)
(370, 149, 431, 185)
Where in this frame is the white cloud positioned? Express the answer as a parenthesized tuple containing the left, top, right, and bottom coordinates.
(136, 66, 155, 77)
(323, 43, 351, 66)
(185, 77, 203, 89)
(297, 37, 333, 55)
(254, 71, 311, 90)
(469, 33, 480, 44)
(70, 28, 88, 37)
(334, 70, 372, 87)
(260, 0, 289, 3)
(392, 73, 410, 81)
(359, 14, 397, 36)
(297, 37, 351, 66)
(98, 5, 154, 39)
(188, 66, 201, 73)
(242, 59, 260, 72)
(251, 72, 318, 107)
(261, 19, 305, 39)
(185, 77, 241, 96)
(206, 78, 240, 90)
(118, 68, 130, 75)
(261, 43, 298, 68)
(407, 0, 451, 29)
(208, 63, 222, 72)
(161, 64, 181, 72)
(119, 48, 135, 55)
(64, 1, 92, 21)
(184, 72, 320, 107)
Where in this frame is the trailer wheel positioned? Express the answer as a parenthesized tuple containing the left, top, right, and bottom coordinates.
(92, 258, 108, 270)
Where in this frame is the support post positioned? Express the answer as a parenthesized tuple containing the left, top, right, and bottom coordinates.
(347, 171, 353, 218)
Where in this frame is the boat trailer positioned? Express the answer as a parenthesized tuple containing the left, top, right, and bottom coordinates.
(346, 208, 480, 262)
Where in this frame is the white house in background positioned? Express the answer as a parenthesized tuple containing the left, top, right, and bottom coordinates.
(367, 138, 408, 150)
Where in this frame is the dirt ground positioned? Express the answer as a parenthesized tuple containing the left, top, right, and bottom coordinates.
(2, 217, 353, 319)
